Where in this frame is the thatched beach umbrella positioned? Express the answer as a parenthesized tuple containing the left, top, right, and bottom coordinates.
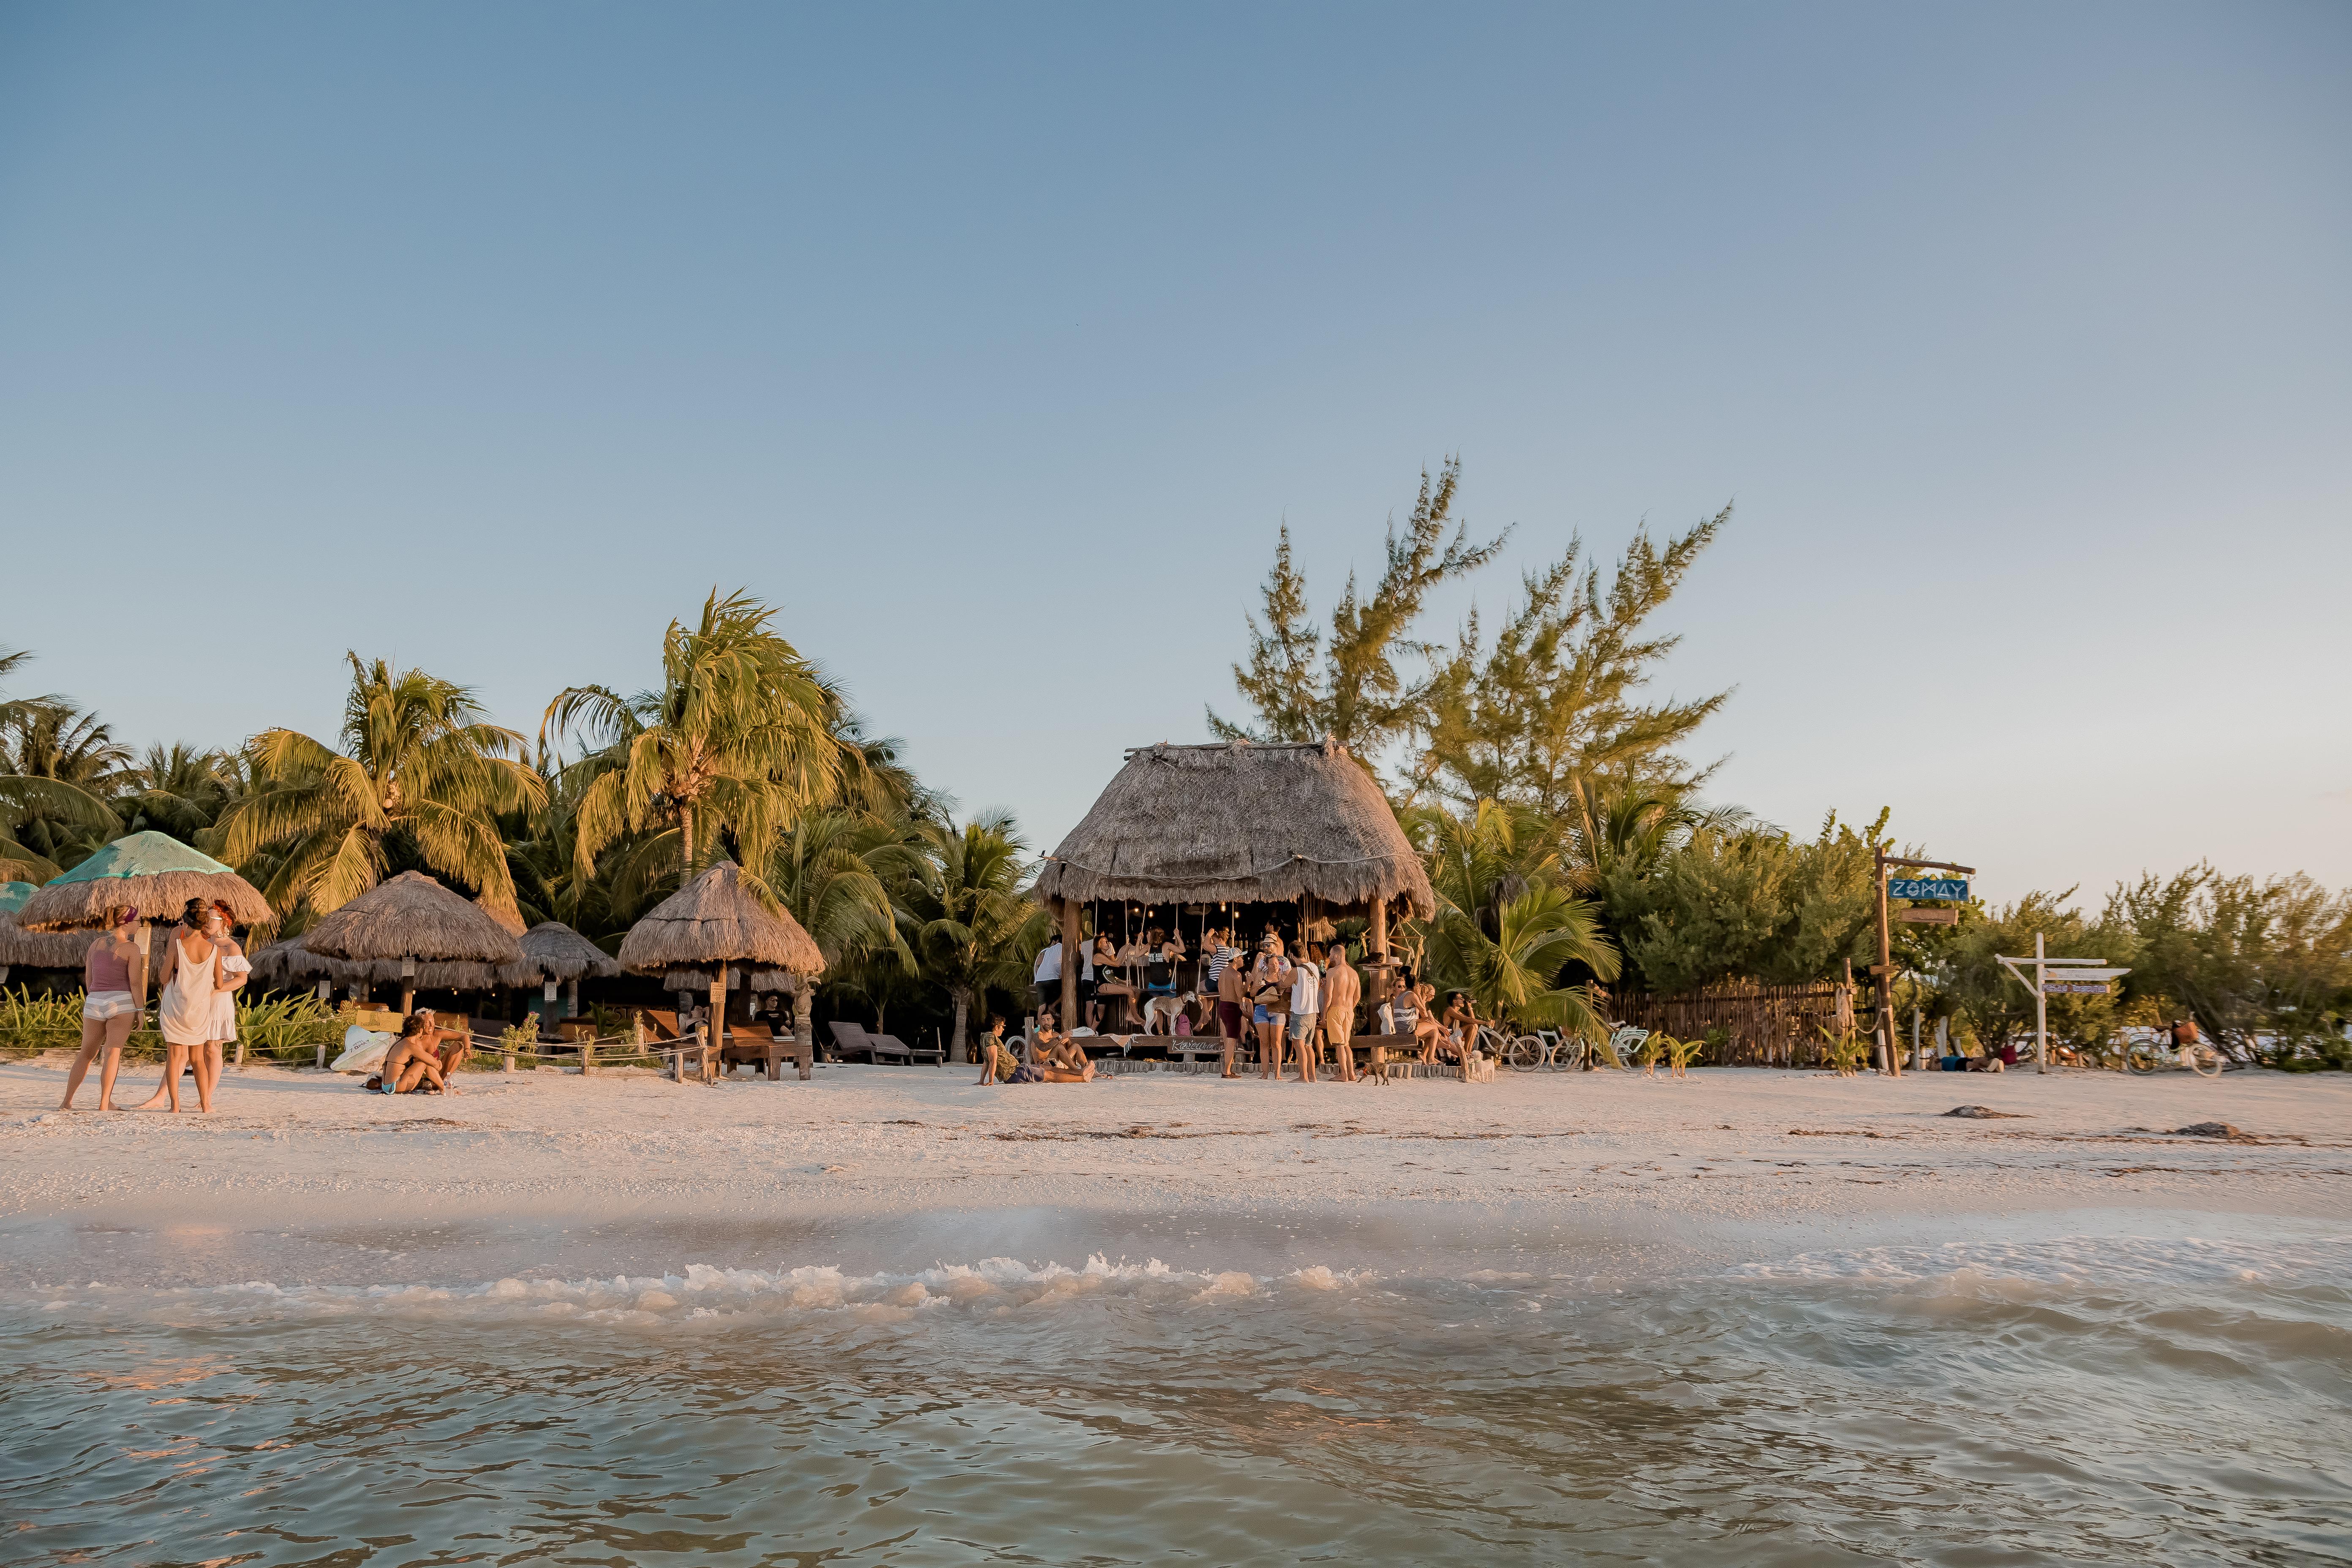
(503, 920, 622, 1017)
(299, 871, 525, 1014)
(618, 860, 824, 1079)
(19, 832, 275, 985)
(1035, 738, 1435, 1029)
(0, 904, 96, 982)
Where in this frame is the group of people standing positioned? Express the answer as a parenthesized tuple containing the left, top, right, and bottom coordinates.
(1018, 924, 1478, 1084)
(57, 898, 252, 1113)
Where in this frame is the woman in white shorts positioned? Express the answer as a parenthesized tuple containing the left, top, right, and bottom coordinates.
(59, 907, 146, 1111)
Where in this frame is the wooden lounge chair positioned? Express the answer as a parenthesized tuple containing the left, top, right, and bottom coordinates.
(826, 1021, 879, 1063)
(866, 1029, 945, 1067)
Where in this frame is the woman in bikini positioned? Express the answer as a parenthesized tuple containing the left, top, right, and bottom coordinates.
(59, 907, 145, 1111)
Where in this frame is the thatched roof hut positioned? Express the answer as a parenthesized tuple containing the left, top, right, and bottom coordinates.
(0, 911, 98, 971)
(301, 872, 526, 964)
(250, 939, 508, 995)
(299, 871, 525, 1009)
(1036, 739, 1433, 916)
(19, 832, 272, 931)
(617, 861, 824, 979)
(505, 922, 623, 986)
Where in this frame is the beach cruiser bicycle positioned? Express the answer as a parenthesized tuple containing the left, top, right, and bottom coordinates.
(2122, 1027, 2227, 1078)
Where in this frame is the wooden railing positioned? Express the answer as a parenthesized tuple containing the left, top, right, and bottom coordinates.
(1607, 980, 1862, 1068)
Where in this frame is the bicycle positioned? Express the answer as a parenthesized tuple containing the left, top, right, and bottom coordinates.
(1503, 1028, 1569, 1070)
(2124, 1029, 2227, 1078)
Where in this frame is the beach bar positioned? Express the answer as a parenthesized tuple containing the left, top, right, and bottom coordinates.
(1036, 739, 1435, 1059)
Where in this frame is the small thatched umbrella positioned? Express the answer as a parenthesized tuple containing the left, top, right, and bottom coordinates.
(618, 860, 824, 1080)
(503, 921, 623, 1019)
(300, 871, 525, 1014)
(18, 833, 276, 986)
(1035, 738, 1435, 1030)
(0, 904, 98, 982)
(20, 833, 274, 931)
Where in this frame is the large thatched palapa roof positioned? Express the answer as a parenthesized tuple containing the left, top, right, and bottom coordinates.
(250, 939, 509, 993)
(504, 921, 622, 985)
(299, 871, 525, 965)
(19, 832, 272, 930)
(617, 861, 824, 977)
(1036, 739, 1435, 916)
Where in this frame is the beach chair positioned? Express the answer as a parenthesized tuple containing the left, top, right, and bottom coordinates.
(826, 1021, 879, 1063)
(1594, 1026, 1646, 1070)
(863, 1029, 942, 1067)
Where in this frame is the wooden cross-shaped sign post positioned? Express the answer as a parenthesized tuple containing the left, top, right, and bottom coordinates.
(1996, 932, 2129, 1074)
(1872, 852, 1975, 1078)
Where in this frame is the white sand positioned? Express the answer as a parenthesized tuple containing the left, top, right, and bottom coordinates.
(7, 1056, 2346, 1249)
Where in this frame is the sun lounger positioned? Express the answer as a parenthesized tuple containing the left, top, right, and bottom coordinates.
(866, 1030, 944, 1067)
(826, 1021, 879, 1063)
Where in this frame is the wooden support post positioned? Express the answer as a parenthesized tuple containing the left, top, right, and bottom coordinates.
(1058, 896, 1079, 1036)
(315, 1040, 327, 1070)
(709, 961, 729, 1083)
(1369, 897, 1389, 963)
(235, 1037, 248, 1069)
(792, 979, 814, 1081)
(1873, 849, 1899, 1077)
(581, 1036, 597, 1076)
(504, 1046, 517, 1073)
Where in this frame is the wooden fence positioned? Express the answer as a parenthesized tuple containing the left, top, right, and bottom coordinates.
(1607, 979, 1866, 1068)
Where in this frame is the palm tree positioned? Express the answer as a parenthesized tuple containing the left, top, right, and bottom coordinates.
(910, 811, 1049, 1062)
(542, 590, 844, 892)
(220, 654, 544, 922)
(768, 809, 923, 972)
(118, 743, 241, 844)
(1566, 779, 1754, 888)
(0, 650, 122, 879)
(1418, 798, 1621, 1039)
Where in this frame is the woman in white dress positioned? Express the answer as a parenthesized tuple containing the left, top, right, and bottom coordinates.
(137, 898, 221, 1113)
(198, 898, 248, 1112)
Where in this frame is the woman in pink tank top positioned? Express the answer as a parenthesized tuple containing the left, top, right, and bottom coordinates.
(59, 907, 147, 1111)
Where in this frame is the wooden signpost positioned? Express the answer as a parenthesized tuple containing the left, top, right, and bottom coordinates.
(1873, 853, 1975, 1078)
(1996, 934, 2129, 1070)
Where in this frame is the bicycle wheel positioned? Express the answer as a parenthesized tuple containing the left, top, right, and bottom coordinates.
(2189, 1046, 2224, 1078)
(1505, 1035, 1545, 1071)
(2123, 1042, 2163, 1075)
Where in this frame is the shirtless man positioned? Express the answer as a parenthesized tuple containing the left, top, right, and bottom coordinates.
(1038, 1029, 1097, 1082)
(376, 1010, 466, 1094)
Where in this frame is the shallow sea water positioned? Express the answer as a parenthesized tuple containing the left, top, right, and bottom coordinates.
(6, 1231, 2349, 1566)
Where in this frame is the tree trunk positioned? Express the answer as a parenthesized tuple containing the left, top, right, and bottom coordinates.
(950, 988, 971, 1064)
(679, 801, 696, 888)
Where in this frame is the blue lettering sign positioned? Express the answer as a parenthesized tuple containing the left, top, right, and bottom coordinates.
(1889, 878, 1968, 901)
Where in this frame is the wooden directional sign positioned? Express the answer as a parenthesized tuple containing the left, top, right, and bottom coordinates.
(1889, 878, 1968, 901)
(2043, 981, 2112, 995)
(1897, 908, 1959, 925)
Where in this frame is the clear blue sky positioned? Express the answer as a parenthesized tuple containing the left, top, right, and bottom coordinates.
(3, 3, 2346, 905)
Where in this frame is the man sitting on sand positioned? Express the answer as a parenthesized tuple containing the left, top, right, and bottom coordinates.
(372, 1010, 467, 1095)
(1030, 1019, 1096, 1082)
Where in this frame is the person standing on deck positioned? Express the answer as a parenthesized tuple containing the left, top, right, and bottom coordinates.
(1214, 941, 1248, 1078)
(1032, 932, 1063, 1026)
(1288, 947, 1322, 1083)
(1320, 942, 1360, 1083)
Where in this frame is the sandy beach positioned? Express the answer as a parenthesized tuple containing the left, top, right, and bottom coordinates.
(8, 1056, 2346, 1290)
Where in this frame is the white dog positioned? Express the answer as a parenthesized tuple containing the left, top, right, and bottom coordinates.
(1142, 992, 1194, 1037)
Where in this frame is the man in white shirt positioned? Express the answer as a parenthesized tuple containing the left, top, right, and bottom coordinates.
(1286, 953, 1322, 1082)
(1033, 937, 1063, 1026)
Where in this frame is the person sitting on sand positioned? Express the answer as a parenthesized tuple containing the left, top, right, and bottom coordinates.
(973, 1018, 1018, 1085)
(373, 1011, 466, 1094)
(1039, 1031, 1097, 1082)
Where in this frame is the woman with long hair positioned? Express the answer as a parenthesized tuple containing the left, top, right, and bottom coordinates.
(136, 898, 221, 1112)
(197, 899, 249, 1112)
(1250, 934, 1292, 1080)
(58, 907, 145, 1111)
